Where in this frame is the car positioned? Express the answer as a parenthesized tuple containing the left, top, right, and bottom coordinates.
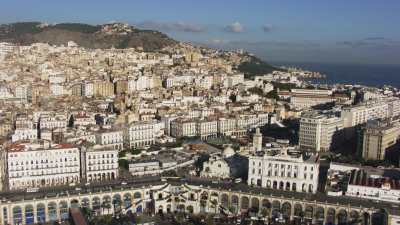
(234, 178, 242, 183)
(121, 181, 127, 185)
(26, 187, 39, 193)
(69, 183, 76, 187)
(212, 180, 219, 184)
(84, 182, 90, 186)
(75, 187, 82, 191)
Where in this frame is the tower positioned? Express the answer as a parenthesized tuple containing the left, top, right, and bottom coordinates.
(253, 128, 263, 151)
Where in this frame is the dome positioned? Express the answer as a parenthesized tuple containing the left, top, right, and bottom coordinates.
(222, 146, 235, 158)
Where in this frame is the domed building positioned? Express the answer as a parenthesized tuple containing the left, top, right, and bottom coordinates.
(222, 145, 235, 158)
(201, 145, 248, 179)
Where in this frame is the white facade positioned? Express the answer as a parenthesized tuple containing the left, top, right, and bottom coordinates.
(248, 147, 319, 193)
(6, 142, 80, 190)
(342, 100, 391, 128)
(129, 161, 160, 176)
(82, 81, 94, 97)
(201, 156, 231, 179)
(95, 129, 124, 150)
(346, 170, 400, 203)
(39, 114, 68, 130)
(299, 112, 343, 152)
(170, 119, 197, 138)
(83, 146, 118, 182)
(11, 129, 38, 142)
(125, 121, 158, 148)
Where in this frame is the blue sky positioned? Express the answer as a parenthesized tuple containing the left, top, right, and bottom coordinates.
(1, 0, 400, 65)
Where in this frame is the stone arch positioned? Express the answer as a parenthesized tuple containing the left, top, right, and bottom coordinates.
(294, 203, 303, 217)
(327, 208, 336, 224)
(305, 205, 314, 219)
(70, 199, 80, 208)
(186, 205, 194, 214)
(315, 207, 325, 222)
(221, 193, 229, 208)
(92, 197, 101, 214)
(102, 195, 112, 214)
(36, 203, 46, 223)
(133, 191, 142, 199)
(123, 193, 132, 209)
(350, 210, 360, 224)
(363, 212, 371, 225)
(260, 199, 271, 217)
(241, 196, 250, 210)
(25, 204, 34, 224)
(337, 209, 348, 225)
(302, 183, 307, 192)
(281, 202, 292, 220)
(210, 191, 219, 197)
(285, 182, 291, 191)
(200, 191, 209, 200)
(279, 181, 284, 189)
(371, 209, 388, 225)
(292, 182, 297, 191)
(250, 197, 260, 213)
(47, 202, 58, 221)
(231, 195, 239, 213)
(113, 194, 122, 212)
(157, 205, 163, 214)
(261, 199, 271, 209)
(12, 206, 22, 225)
(81, 198, 90, 209)
(59, 201, 69, 220)
(272, 200, 281, 217)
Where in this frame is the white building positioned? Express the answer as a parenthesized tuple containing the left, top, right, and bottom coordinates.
(82, 145, 119, 182)
(82, 81, 94, 97)
(125, 121, 160, 148)
(95, 129, 124, 151)
(6, 141, 80, 190)
(248, 146, 319, 193)
(342, 100, 391, 128)
(217, 117, 238, 137)
(170, 119, 197, 138)
(196, 119, 218, 139)
(299, 112, 344, 152)
(14, 84, 31, 102)
(11, 129, 38, 142)
(346, 170, 400, 204)
(129, 161, 160, 176)
(39, 114, 68, 130)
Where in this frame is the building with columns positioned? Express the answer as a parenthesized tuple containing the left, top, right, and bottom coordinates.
(248, 145, 320, 193)
(0, 180, 397, 225)
(81, 145, 119, 182)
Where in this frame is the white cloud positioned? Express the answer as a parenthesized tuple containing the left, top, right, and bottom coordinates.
(224, 22, 244, 33)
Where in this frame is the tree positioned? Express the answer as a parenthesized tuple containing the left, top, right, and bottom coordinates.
(118, 159, 129, 170)
(118, 150, 127, 158)
(261, 207, 270, 218)
(130, 148, 142, 155)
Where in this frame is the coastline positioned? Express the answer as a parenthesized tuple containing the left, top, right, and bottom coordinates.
(272, 61, 400, 88)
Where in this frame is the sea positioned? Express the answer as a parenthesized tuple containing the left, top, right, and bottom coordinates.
(270, 62, 400, 89)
